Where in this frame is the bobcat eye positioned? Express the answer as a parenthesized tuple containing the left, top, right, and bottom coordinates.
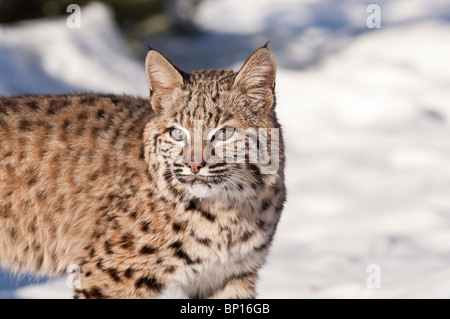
(212, 128, 235, 142)
(170, 128, 186, 141)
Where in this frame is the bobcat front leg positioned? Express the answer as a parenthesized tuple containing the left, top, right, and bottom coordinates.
(207, 272, 258, 299)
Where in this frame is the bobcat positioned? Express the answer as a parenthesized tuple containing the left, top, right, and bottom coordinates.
(0, 45, 286, 299)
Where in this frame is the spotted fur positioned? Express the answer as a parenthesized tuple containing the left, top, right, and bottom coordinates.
(0, 46, 285, 299)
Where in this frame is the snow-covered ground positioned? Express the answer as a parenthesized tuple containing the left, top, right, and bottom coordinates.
(1, 1, 449, 298)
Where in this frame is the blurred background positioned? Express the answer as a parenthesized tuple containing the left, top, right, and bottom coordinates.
(1, 0, 450, 298)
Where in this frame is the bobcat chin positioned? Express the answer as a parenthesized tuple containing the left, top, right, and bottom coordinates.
(0, 45, 286, 299)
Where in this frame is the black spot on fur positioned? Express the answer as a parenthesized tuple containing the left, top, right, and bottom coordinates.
(36, 254, 44, 270)
(257, 219, 266, 229)
(200, 209, 216, 222)
(172, 222, 186, 233)
(248, 164, 262, 179)
(120, 234, 134, 249)
(140, 221, 150, 233)
(185, 200, 197, 211)
(47, 98, 69, 115)
(106, 268, 121, 282)
(261, 199, 271, 211)
(110, 97, 120, 106)
(78, 112, 88, 121)
(96, 260, 104, 270)
(97, 109, 105, 119)
(124, 268, 135, 279)
(9, 227, 18, 240)
(89, 287, 104, 299)
(241, 231, 254, 242)
(90, 171, 101, 181)
(255, 233, 274, 252)
(168, 240, 200, 264)
(78, 289, 90, 299)
(135, 276, 164, 292)
(27, 175, 37, 186)
(169, 240, 182, 250)
(26, 100, 39, 111)
(63, 119, 71, 130)
(275, 197, 285, 213)
(1, 205, 11, 218)
(18, 120, 31, 132)
(173, 248, 199, 265)
(163, 170, 173, 183)
(81, 95, 96, 106)
(174, 249, 194, 264)
(129, 211, 138, 220)
(195, 237, 212, 246)
(140, 245, 157, 255)
(165, 265, 177, 273)
(104, 240, 113, 254)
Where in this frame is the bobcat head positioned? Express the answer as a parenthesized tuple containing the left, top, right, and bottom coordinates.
(143, 46, 282, 202)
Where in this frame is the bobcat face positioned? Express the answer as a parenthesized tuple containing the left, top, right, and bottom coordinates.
(143, 46, 279, 200)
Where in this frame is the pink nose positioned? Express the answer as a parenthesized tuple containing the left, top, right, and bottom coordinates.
(186, 162, 203, 174)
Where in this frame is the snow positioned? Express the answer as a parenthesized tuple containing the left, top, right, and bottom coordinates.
(0, 3, 147, 97)
(1, 0, 450, 298)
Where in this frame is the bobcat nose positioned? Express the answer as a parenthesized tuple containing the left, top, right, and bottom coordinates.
(186, 162, 203, 174)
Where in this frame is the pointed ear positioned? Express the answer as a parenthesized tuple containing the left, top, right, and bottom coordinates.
(145, 49, 185, 112)
(233, 46, 277, 112)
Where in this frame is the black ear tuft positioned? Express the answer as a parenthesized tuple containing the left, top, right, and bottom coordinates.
(262, 41, 270, 49)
